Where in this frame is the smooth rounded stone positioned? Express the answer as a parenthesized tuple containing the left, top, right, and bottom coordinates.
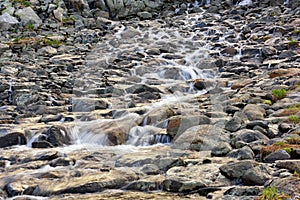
(223, 186, 262, 196)
(225, 116, 242, 132)
(227, 146, 255, 160)
(275, 160, 300, 173)
(241, 165, 271, 186)
(242, 104, 266, 121)
(219, 160, 257, 179)
(172, 125, 230, 151)
(211, 142, 232, 157)
(263, 149, 291, 163)
(163, 178, 206, 193)
(167, 115, 211, 138)
(0, 132, 26, 148)
(141, 164, 161, 175)
(231, 129, 269, 148)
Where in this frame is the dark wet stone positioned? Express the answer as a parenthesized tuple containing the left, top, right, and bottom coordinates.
(246, 120, 269, 129)
(32, 141, 54, 148)
(0, 132, 26, 148)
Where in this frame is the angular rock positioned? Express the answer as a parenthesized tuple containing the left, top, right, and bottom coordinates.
(227, 146, 255, 160)
(263, 149, 291, 163)
(0, 13, 19, 30)
(220, 160, 257, 179)
(242, 165, 271, 185)
(231, 129, 269, 148)
(15, 7, 42, 26)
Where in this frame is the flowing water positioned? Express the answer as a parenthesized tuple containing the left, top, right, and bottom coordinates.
(5, 12, 227, 199)
(27, 11, 221, 149)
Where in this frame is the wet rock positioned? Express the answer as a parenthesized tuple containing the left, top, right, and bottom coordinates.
(38, 126, 71, 147)
(0, 132, 26, 148)
(172, 125, 230, 151)
(143, 107, 175, 125)
(263, 149, 291, 163)
(15, 7, 42, 26)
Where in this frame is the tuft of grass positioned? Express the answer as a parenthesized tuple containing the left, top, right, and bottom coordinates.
(25, 23, 36, 31)
(283, 147, 292, 154)
(272, 89, 287, 100)
(286, 137, 300, 144)
(293, 29, 300, 34)
(288, 115, 299, 123)
(43, 38, 62, 47)
(288, 38, 299, 49)
(257, 186, 290, 200)
(274, 141, 285, 146)
(10, 0, 31, 7)
(263, 100, 272, 105)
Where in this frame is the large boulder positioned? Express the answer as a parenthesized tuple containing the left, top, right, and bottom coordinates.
(172, 125, 230, 151)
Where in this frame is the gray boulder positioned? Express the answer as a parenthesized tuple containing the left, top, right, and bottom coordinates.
(15, 7, 42, 26)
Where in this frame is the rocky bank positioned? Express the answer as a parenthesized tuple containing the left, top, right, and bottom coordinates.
(0, 0, 300, 199)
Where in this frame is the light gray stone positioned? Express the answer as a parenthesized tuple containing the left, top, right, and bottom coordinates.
(15, 7, 42, 26)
